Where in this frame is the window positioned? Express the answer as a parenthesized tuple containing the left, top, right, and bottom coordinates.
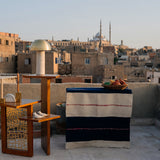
(0, 39, 1, 44)
(0, 57, 3, 63)
(56, 78, 62, 83)
(24, 58, 31, 65)
(85, 58, 90, 64)
(84, 79, 91, 83)
(6, 40, 9, 45)
(105, 58, 108, 65)
(55, 57, 58, 64)
(5, 57, 9, 62)
(111, 76, 115, 80)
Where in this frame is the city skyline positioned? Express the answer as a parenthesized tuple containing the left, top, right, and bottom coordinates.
(1, 0, 160, 49)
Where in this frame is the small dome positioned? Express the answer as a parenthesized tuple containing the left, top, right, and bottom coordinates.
(95, 32, 100, 37)
(30, 39, 51, 51)
(91, 32, 107, 41)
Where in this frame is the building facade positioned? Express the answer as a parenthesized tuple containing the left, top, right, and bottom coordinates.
(17, 51, 59, 74)
(0, 32, 19, 73)
(15, 40, 32, 53)
(71, 46, 124, 82)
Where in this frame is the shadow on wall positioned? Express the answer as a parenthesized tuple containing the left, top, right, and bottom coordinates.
(155, 85, 160, 120)
(129, 83, 159, 118)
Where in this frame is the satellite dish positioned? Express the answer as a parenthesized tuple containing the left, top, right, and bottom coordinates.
(5, 94, 16, 103)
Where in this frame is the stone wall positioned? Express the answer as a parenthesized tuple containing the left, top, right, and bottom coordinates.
(103, 46, 115, 53)
(124, 67, 146, 82)
(45, 51, 54, 74)
(58, 64, 72, 75)
(17, 53, 32, 73)
(17, 51, 59, 74)
(61, 51, 71, 63)
(103, 65, 125, 81)
(55, 75, 92, 83)
(72, 52, 114, 82)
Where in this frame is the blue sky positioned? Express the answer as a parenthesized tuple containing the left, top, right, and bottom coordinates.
(0, 0, 160, 49)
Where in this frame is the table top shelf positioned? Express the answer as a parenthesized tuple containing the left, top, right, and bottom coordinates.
(22, 74, 60, 79)
(0, 99, 41, 108)
(19, 114, 61, 123)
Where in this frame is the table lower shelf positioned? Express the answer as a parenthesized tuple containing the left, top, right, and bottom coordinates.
(19, 114, 60, 123)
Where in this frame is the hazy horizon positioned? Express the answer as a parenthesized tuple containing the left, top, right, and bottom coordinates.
(1, 0, 160, 49)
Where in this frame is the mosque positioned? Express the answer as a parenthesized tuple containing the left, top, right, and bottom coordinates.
(90, 20, 111, 46)
(51, 20, 112, 49)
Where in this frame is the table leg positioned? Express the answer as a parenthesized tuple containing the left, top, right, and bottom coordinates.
(27, 105, 33, 157)
(41, 78, 51, 155)
(1, 106, 7, 153)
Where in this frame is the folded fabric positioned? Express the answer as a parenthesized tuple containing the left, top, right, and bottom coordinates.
(66, 88, 133, 149)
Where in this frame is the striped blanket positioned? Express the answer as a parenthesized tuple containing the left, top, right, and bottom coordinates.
(66, 88, 133, 149)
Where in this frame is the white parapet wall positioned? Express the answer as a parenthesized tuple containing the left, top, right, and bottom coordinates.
(1, 82, 159, 118)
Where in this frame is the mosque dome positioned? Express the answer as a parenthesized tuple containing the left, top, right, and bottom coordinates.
(92, 32, 106, 41)
(95, 32, 100, 37)
(30, 39, 51, 51)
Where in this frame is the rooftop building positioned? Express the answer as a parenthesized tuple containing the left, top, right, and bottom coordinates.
(0, 32, 19, 73)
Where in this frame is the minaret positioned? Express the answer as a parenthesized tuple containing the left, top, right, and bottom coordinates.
(109, 22, 111, 45)
(52, 36, 54, 42)
(99, 19, 102, 48)
(99, 20, 103, 53)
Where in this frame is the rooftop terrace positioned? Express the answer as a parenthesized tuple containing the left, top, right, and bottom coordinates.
(0, 126, 160, 160)
(0, 82, 160, 159)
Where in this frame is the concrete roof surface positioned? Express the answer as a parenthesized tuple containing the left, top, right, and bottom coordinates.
(0, 126, 160, 160)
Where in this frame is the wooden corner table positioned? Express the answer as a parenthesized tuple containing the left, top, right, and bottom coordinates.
(0, 74, 61, 157)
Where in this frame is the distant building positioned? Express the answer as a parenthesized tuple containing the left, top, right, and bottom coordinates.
(138, 46, 155, 54)
(89, 31, 110, 48)
(15, 40, 32, 53)
(22, 74, 93, 83)
(61, 50, 71, 63)
(125, 67, 146, 82)
(117, 55, 129, 65)
(71, 46, 125, 82)
(146, 71, 160, 83)
(153, 52, 160, 68)
(48, 20, 112, 53)
(0, 32, 19, 73)
(17, 51, 59, 74)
